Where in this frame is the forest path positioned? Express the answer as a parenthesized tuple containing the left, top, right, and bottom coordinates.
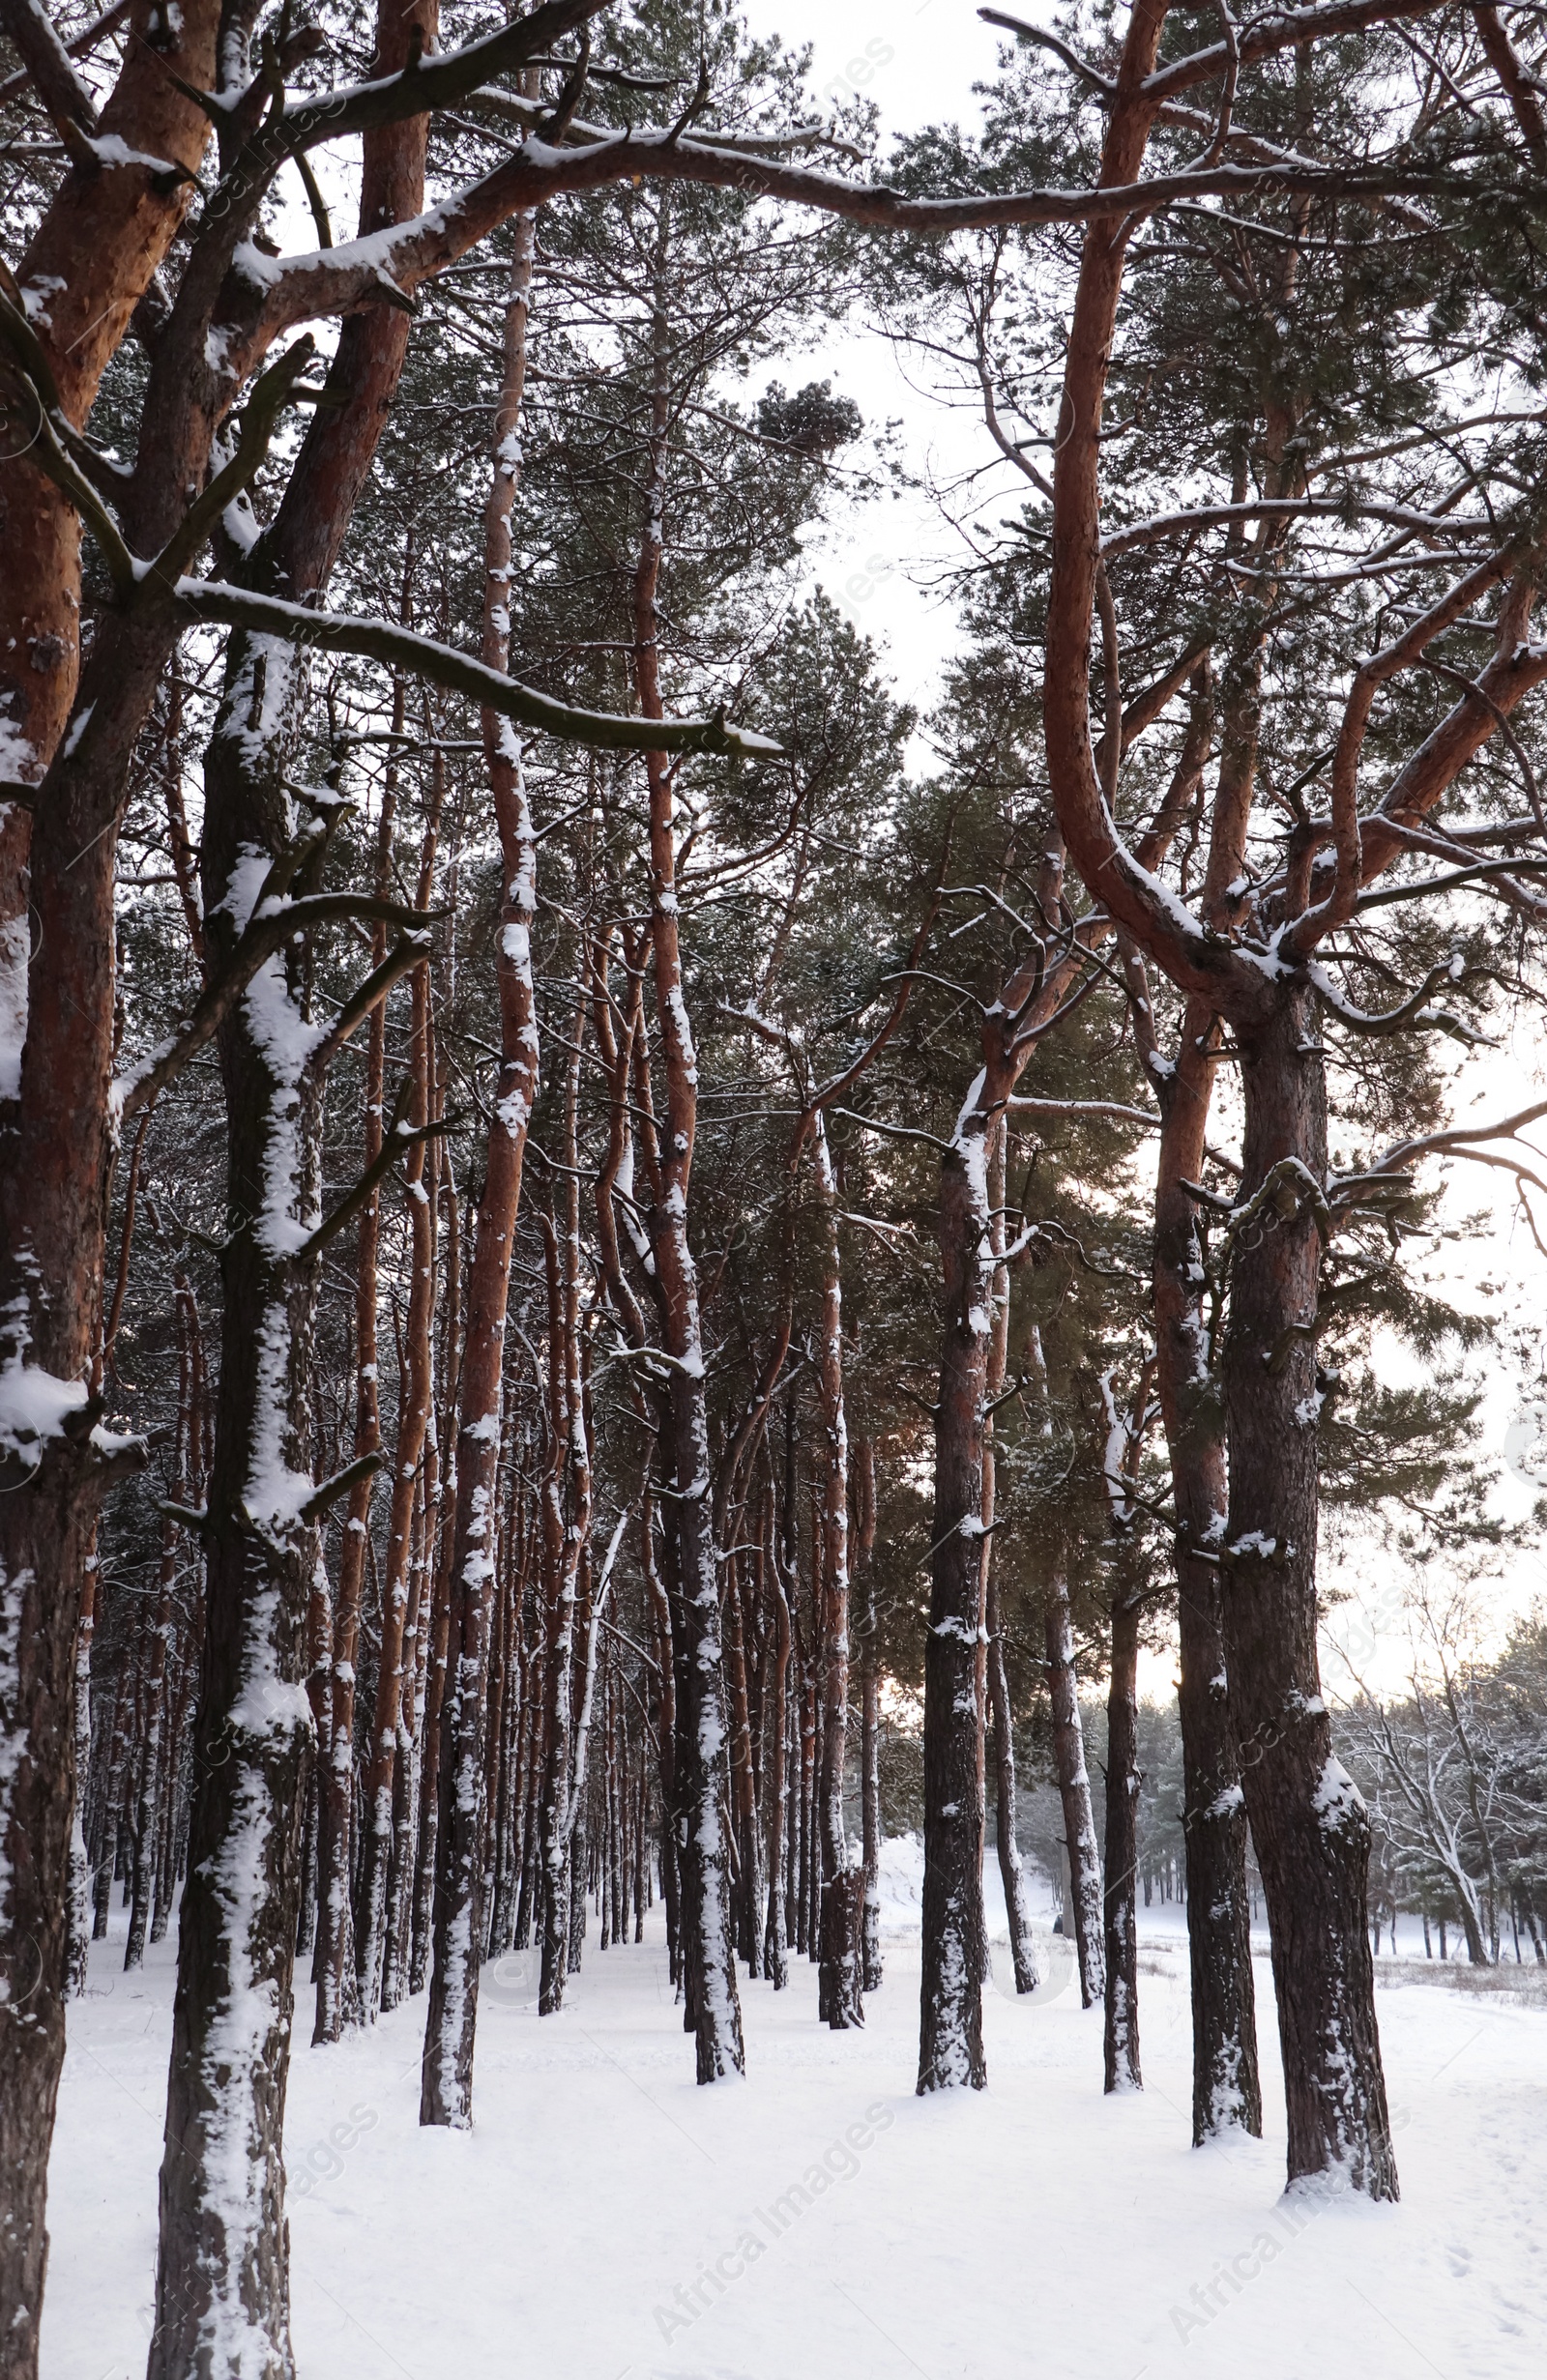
(44, 1883, 1547, 2380)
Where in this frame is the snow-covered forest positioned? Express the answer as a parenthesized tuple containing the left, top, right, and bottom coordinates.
(4, 3, 1547, 2375)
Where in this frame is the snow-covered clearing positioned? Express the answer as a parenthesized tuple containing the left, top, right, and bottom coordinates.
(46, 1842, 1546, 2380)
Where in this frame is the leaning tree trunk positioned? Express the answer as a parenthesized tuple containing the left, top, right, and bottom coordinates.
(1044, 1574, 1104, 2011)
(1154, 1001, 1262, 2140)
(1221, 990, 1396, 2196)
(1103, 1582, 1143, 2093)
(986, 1575, 1039, 1996)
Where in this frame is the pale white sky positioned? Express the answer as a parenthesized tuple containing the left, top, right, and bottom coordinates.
(739, 0, 1018, 693)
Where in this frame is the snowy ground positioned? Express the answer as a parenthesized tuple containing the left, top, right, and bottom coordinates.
(45, 1841, 1547, 2380)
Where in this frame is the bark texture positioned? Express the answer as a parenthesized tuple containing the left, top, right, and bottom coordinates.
(1103, 1588, 1142, 2093)
(1044, 1576, 1105, 2012)
(1220, 995, 1396, 2193)
(420, 189, 540, 2121)
(1155, 1004, 1262, 2141)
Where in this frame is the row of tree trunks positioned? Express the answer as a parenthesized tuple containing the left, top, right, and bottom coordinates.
(536, 1164, 583, 2015)
(384, 999, 446, 2017)
(763, 1485, 793, 1989)
(62, 1269, 210, 1997)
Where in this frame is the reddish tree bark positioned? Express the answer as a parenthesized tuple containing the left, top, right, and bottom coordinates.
(1156, 1003, 1263, 2140)
(421, 186, 541, 2122)
(149, 12, 446, 2363)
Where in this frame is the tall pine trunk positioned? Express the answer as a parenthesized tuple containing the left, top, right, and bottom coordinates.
(1155, 1002, 1262, 2139)
(813, 1122, 861, 2028)
(420, 190, 540, 2124)
(152, 15, 442, 2351)
(982, 1124, 1037, 1996)
(1103, 1586, 1142, 2092)
(919, 1118, 992, 2089)
(986, 1577, 1038, 1996)
(1221, 994, 1395, 2194)
(150, 630, 331, 2380)
(1044, 1576, 1104, 2011)
(632, 205, 743, 2081)
(763, 1483, 792, 1989)
(855, 1437, 883, 1994)
(356, 818, 440, 2014)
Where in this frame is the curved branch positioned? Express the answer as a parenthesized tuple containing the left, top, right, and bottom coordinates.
(1281, 547, 1522, 959)
(1306, 956, 1494, 1046)
(169, 577, 779, 756)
